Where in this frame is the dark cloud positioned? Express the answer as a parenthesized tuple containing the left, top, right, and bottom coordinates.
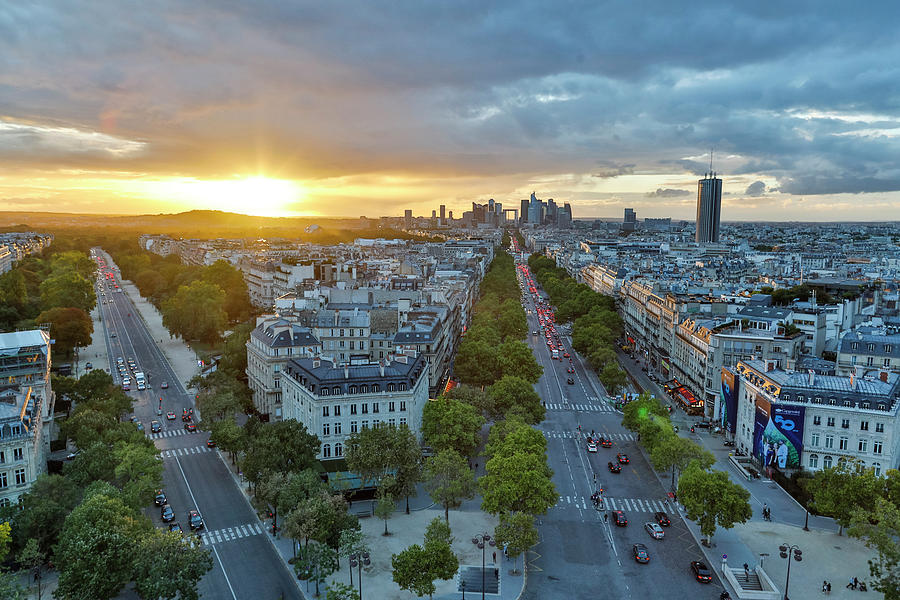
(776, 174, 900, 195)
(646, 188, 692, 198)
(593, 163, 635, 178)
(745, 181, 766, 196)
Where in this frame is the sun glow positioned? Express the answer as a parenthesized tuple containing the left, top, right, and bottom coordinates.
(141, 176, 305, 217)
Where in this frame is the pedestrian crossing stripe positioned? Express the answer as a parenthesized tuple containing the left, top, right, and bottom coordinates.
(159, 446, 214, 458)
(543, 431, 635, 441)
(556, 496, 671, 513)
(545, 403, 614, 412)
(149, 429, 206, 440)
(199, 522, 265, 546)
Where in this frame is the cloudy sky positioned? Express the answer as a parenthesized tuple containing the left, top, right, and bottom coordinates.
(2, 1, 900, 220)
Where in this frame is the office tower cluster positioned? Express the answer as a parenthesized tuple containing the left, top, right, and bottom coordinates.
(519, 192, 572, 228)
(696, 172, 723, 244)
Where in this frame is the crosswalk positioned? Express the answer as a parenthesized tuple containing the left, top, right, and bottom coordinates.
(546, 402, 615, 413)
(159, 445, 214, 458)
(198, 522, 265, 546)
(544, 431, 635, 441)
(556, 495, 671, 513)
(149, 428, 201, 440)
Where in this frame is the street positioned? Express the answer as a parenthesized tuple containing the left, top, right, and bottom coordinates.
(94, 249, 302, 600)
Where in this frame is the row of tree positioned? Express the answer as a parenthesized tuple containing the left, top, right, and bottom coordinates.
(108, 242, 253, 343)
(527, 253, 627, 395)
(621, 394, 752, 544)
(0, 370, 213, 600)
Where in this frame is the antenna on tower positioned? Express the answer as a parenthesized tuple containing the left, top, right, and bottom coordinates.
(709, 147, 714, 176)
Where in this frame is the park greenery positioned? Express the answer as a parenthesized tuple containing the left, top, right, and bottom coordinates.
(391, 517, 459, 600)
(527, 253, 627, 395)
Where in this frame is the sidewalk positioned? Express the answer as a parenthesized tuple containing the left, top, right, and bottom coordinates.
(73, 297, 112, 379)
(217, 449, 525, 600)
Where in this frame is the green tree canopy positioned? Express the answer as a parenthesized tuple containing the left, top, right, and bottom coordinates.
(39, 270, 95, 313)
(677, 462, 752, 540)
(201, 259, 252, 322)
(849, 496, 900, 599)
(480, 451, 556, 516)
(14, 474, 82, 557)
(621, 393, 668, 432)
(493, 511, 539, 574)
(453, 339, 501, 387)
(161, 279, 228, 343)
(498, 340, 543, 383)
(36, 307, 93, 356)
(805, 459, 884, 533)
(131, 530, 213, 600)
(486, 375, 545, 423)
(241, 418, 320, 485)
(424, 449, 477, 524)
(422, 397, 485, 458)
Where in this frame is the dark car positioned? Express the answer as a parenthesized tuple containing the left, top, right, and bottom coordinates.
(696, 421, 712, 429)
(600, 437, 612, 448)
(566, 378, 575, 385)
(691, 560, 713, 583)
(607, 461, 621, 473)
(188, 510, 204, 530)
(182, 407, 193, 421)
(185, 422, 197, 432)
(617, 453, 629, 464)
(206, 438, 216, 448)
(612, 510, 627, 527)
(161, 504, 175, 522)
(654, 511, 671, 527)
(168, 522, 183, 534)
(567, 366, 575, 373)
(633, 543, 650, 563)
(155, 490, 167, 506)
(150, 420, 162, 433)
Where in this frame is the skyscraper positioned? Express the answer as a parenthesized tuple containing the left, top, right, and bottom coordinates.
(404, 209, 413, 229)
(623, 208, 636, 232)
(439, 204, 445, 226)
(695, 173, 722, 243)
(520, 198, 529, 225)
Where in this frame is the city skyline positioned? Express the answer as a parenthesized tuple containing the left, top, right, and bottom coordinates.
(3, 2, 900, 221)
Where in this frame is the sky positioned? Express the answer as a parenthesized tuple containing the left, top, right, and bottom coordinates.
(2, 1, 900, 221)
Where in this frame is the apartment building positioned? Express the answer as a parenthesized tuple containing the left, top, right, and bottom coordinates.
(836, 328, 900, 374)
(725, 359, 900, 475)
(280, 351, 429, 461)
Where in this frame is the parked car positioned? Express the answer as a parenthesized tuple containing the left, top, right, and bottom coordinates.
(161, 504, 175, 522)
(188, 510, 204, 530)
(168, 522, 183, 534)
(155, 490, 167, 506)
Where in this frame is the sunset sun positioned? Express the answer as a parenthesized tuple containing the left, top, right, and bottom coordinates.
(142, 176, 305, 217)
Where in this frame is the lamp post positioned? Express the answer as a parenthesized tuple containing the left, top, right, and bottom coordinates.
(350, 551, 371, 599)
(779, 543, 802, 600)
(803, 503, 810, 532)
(461, 579, 466, 599)
(474, 533, 492, 600)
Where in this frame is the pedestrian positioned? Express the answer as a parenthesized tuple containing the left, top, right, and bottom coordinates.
(603, 513, 608, 522)
(826, 582, 831, 594)
(474, 462, 478, 471)
(847, 577, 855, 589)
(822, 581, 827, 594)
(853, 577, 858, 589)
(492, 551, 496, 563)
(744, 563, 750, 577)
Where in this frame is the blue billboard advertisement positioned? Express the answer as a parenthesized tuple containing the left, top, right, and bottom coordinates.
(720, 368, 738, 434)
(753, 397, 804, 469)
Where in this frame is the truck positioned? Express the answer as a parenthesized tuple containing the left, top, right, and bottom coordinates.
(135, 372, 146, 390)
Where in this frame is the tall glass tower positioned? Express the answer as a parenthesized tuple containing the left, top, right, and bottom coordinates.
(695, 173, 722, 243)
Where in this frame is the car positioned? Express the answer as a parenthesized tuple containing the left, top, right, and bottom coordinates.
(155, 490, 167, 506)
(117, 357, 124, 364)
(532, 331, 538, 335)
(566, 377, 575, 384)
(122, 382, 130, 390)
(607, 461, 621, 473)
(632, 543, 650, 563)
(696, 420, 712, 429)
(182, 408, 193, 421)
(168, 522, 183, 534)
(206, 438, 216, 448)
(611, 510, 627, 527)
(185, 422, 197, 432)
(645, 522, 665, 539)
(166, 411, 176, 420)
(187, 510, 204, 530)
(566, 366, 575, 373)
(110, 332, 117, 338)
(160, 504, 175, 522)
(563, 352, 570, 358)
(586, 442, 597, 453)
(160, 381, 169, 389)
(150, 420, 161, 433)
(600, 437, 612, 448)
(136, 422, 144, 432)
(691, 560, 713, 583)
(617, 453, 629, 464)
(654, 511, 671, 527)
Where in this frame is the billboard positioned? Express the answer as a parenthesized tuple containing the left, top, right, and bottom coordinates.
(753, 396, 804, 470)
(720, 368, 738, 434)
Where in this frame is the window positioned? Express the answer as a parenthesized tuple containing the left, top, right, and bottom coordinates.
(873, 462, 882, 476)
(841, 419, 850, 429)
(340, 340, 345, 348)
(322, 444, 331, 458)
(348, 404, 358, 416)
(322, 388, 330, 396)
(372, 402, 379, 413)
(860, 421, 869, 431)
(0, 452, 4, 464)
(14, 469, 25, 485)
(349, 386, 357, 394)
(823, 455, 833, 469)
(351, 421, 358, 434)
(360, 385, 368, 393)
(333, 386, 341, 395)
(885, 358, 892, 367)
(389, 401, 396, 412)
(867, 343, 876, 352)
(372, 384, 380, 393)
(886, 345, 894, 353)
(813, 416, 821, 425)
(810, 433, 819, 447)
(0, 472, 7, 488)
(361, 403, 368, 414)
(387, 384, 395, 392)
(826, 417, 835, 427)
(867, 357, 874, 366)
(399, 417, 407, 427)
(808, 454, 818, 469)
(335, 443, 343, 457)
(851, 342, 859, 350)
(362, 420, 369, 429)
(876, 423, 885, 433)
(389, 418, 396, 427)
(323, 423, 330, 436)
(825, 436, 834, 449)
(322, 406, 330, 417)
(334, 422, 342, 435)
(13, 448, 22, 462)
(399, 383, 407, 391)
(11, 426, 20, 436)
(859, 440, 868, 452)
(0, 498, 7, 508)
(400, 401, 407, 411)
(334, 405, 341, 417)
(350, 341, 355, 350)
(340, 329, 345, 336)
(839, 437, 848, 451)
(873, 441, 883, 454)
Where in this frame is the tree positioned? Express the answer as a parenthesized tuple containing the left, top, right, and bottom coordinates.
(497, 304, 528, 340)
(375, 489, 395, 536)
(241, 419, 320, 487)
(493, 511, 538, 574)
(345, 423, 422, 507)
(338, 528, 369, 586)
(0, 269, 27, 311)
(326, 582, 361, 600)
(161, 279, 228, 343)
(485, 417, 546, 460)
(35, 307, 93, 356)
(621, 393, 669, 432)
(424, 516, 454, 546)
(498, 340, 543, 383)
(208, 416, 244, 464)
(422, 397, 485, 458)
(391, 540, 458, 600)
(849, 496, 900, 599)
(480, 451, 556, 516)
(677, 462, 752, 543)
(14, 474, 82, 555)
(486, 376, 545, 423)
(453, 339, 501, 387)
(55, 489, 150, 600)
(112, 441, 163, 510)
(649, 434, 715, 491)
(424, 450, 477, 524)
(295, 541, 339, 598)
(805, 459, 884, 535)
(598, 362, 628, 395)
(445, 384, 491, 415)
(132, 530, 213, 600)
(202, 260, 252, 322)
(19, 538, 47, 600)
(256, 471, 290, 530)
(39, 270, 94, 312)
(0, 521, 25, 600)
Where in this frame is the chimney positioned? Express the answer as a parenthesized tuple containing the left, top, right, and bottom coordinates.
(880, 370, 890, 383)
(767, 360, 776, 372)
(313, 359, 320, 369)
(850, 372, 856, 390)
(807, 369, 815, 386)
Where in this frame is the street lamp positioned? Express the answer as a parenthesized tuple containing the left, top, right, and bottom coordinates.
(803, 502, 810, 532)
(349, 551, 371, 599)
(778, 543, 802, 600)
(474, 532, 493, 600)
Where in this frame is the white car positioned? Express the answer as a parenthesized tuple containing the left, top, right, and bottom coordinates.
(586, 442, 598, 453)
(644, 522, 665, 540)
